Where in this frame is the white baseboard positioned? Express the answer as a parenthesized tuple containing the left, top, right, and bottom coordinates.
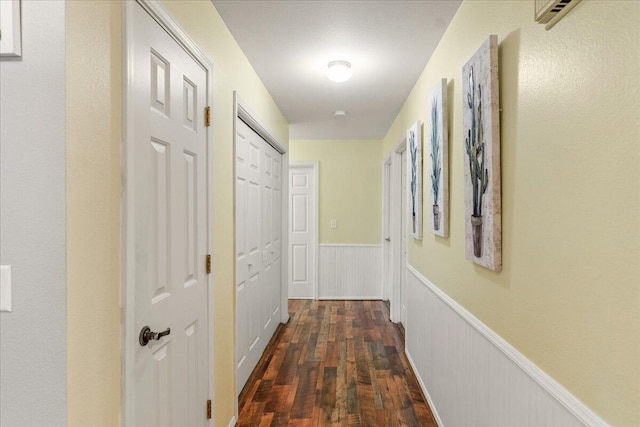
(317, 296, 382, 300)
(318, 244, 382, 299)
(405, 264, 608, 426)
(227, 415, 236, 427)
(405, 350, 444, 426)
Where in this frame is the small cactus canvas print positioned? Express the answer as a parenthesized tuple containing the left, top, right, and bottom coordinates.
(407, 121, 422, 240)
(462, 35, 501, 271)
(427, 79, 449, 237)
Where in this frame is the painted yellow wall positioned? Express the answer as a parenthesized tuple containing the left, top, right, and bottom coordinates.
(290, 140, 382, 244)
(67, 1, 122, 425)
(382, 1, 640, 424)
(66, 1, 289, 426)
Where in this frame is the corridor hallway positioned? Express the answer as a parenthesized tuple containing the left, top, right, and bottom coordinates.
(237, 300, 437, 426)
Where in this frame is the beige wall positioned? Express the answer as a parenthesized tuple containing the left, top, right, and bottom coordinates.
(67, 1, 121, 425)
(382, 1, 640, 424)
(290, 140, 382, 244)
(66, 1, 289, 426)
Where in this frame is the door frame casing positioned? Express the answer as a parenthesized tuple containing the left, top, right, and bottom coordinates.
(288, 161, 320, 300)
(121, 1, 215, 425)
(233, 92, 289, 420)
(383, 136, 407, 324)
(382, 155, 392, 302)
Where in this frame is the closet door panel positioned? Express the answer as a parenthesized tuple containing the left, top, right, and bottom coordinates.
(271, 150, 282, 321)
(235, 118, 283, 395)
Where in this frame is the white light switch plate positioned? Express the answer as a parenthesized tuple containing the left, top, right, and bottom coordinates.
(0, 265, 12, 312)
(330, 219, 337, 229)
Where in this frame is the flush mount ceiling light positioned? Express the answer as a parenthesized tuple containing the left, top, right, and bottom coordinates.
(334, 110, 347, 117)
(326, 60, 352, 83)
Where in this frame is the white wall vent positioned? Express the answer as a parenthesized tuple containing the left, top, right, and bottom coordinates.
(535, 0, 582, 30)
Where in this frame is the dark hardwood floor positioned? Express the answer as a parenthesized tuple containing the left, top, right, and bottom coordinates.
(237, 300, 437, 426)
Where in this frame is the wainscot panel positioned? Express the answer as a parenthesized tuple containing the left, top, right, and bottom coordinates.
(405, 265, 607, 426)
(318, 244, 382, 299)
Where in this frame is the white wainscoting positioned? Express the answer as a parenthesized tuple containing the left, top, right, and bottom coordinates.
(405, 265, 608, 427)
(318, 244, 382, 299)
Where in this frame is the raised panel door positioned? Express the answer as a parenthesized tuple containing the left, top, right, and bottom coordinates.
(132, 3, 209, 425)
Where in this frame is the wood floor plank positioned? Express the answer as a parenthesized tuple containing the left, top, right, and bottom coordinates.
(321, 366, 337, 408)
(269, 412, 289, 426)
(290, 362, 319, 419)
(325, 341, 338, 368)
(265, 384, 292, 413)
(254, 379, 274, 402)
(237, 300, 437, 426)
(263, 344, 286, 381)
(275, 344, 302, 386)
(258, 413, 274, 427)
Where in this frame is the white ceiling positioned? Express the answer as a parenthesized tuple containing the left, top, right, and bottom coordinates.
(213, 0, 462, 139)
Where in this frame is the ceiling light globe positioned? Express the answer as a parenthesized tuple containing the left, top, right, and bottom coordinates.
(326, 60, 352, 83)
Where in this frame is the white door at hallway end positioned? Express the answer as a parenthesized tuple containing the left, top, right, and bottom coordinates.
(288, 163, 318, 299)
(127, 2, 212, 426)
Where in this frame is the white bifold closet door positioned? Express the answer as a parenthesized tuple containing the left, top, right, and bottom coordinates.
(235, 118, 282, 395)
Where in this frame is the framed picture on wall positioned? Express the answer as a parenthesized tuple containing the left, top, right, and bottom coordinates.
(1, 0, 22, 57)
(407, 121, 423, 240)
(427, 79, 449, 237)
(462, 35, 501, 271)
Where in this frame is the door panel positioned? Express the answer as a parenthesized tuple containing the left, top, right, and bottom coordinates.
(132, 3, 209, 425)
(235, 119, 282, 395)
(292, 245, 308, 282)
(235, 125, 249, 376)
(288, 165, 316, 299)
(262, 147, 274, 332)
(292, 194, 308, 232)
(272, 155, 282, 318)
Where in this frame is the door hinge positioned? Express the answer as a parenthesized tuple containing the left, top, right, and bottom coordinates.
(206, 399, 212, 419)
(205, 106, 211, 127)
(206, 254, 212, 274)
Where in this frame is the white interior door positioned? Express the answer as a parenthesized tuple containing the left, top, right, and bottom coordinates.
(261, 143, 282, 335)
(235, 118, 282, 395)
(130, 2, 210, 425)
(271, 148, 283, 323)
(401, 149, 408, 327)
(235, 119, 262, 395)
(288, 164, 317, 299)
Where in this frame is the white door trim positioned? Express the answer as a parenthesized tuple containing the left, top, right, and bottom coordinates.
(235, 93, 287, 154)
(121, 1, 215, 425)
(386, 136, 407, 323)
(233, 92, 289, 420)
(382, 154, 392, 303)
(289, 161, 319, 300)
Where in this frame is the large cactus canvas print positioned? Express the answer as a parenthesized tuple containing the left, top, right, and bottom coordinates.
(427, 79, 449, 237)
(462, 35, 501, 271)
(407, 121, 422, 240)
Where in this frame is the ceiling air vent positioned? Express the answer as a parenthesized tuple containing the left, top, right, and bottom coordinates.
(535, 0, 582, 30)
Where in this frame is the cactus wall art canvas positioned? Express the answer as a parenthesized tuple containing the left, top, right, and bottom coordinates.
(462, 35, 502, 271)
(427, 79, 449, 237)
(407, 121, 422, 240)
